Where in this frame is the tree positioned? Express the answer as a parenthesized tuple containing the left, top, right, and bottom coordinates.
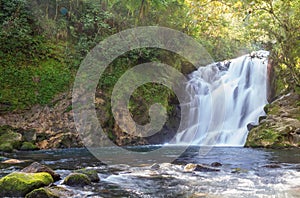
(243, 0, 300, 89)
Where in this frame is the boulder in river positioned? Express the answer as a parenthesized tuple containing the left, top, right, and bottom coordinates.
(26, 186, 74, 198)
(63, 173, 91, 187)
(25, 187, 59, 198)
(74, 168, 100, 182)
(184, 163, 220, 172)
(0, 172, 53, 197)
(21, 162, 61, 181)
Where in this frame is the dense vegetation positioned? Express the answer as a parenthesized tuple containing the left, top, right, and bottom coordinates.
(0, 0, 299, 120)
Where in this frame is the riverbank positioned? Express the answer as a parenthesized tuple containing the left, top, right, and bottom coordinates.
(0, 90, 299, 152)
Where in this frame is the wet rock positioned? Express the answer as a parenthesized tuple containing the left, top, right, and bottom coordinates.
(190, 192, 207, 198)
(184, 163, 220, 172)
(2, 158, 27, 164)
(25, 187, 59, 198)
(259, 116, 267, 123)
(21, 162, 61, 181)
(150, 163, 160, 170)
(231, 168, 248, 174)
(211, 162, 222, 167)
(263, 164, 281, 169)
(247, 123, 256, 131)
(20, 142, 39, 151)
(47, 186, 74, 197)
(74, 168, 100, 182)
(0, 172, 53, 197)
(63, 173, 91, 187)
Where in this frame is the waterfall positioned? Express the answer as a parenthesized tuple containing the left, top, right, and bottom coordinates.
(176, 51, 269, 146)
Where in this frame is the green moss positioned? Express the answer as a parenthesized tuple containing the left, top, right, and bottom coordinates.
(63, 173, 91, 187)
(0, 130, 22, 149)
(267, 104, 280, 115)
(0, 172, 53, 197)
(20, 142, 38, 151)
(74, 168, 100, 182)
(0, 125, 15, 136)
(64, 105, 73, 113)
(259, 129, 281, 141)
(0, 143, 13, 152)
(25, 187, 59, 198)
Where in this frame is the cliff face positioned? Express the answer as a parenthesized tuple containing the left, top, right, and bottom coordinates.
(246, 92, 300, 148)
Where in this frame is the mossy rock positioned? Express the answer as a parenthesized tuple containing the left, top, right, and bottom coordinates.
(0, 130, 22, 149)
(74, 168, 100, 182)
(63, 173, 91, 187)
(21, 162, 61, 181)
(20, 142, 39, 151)
(0, 142, 13, 152)
(0, 172, 54, 197)
(26, 186, 74, 198)
(25, 187, 59, 198)
(0, 125, 15, 136)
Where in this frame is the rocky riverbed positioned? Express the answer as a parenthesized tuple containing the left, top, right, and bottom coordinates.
(1, 147, 300, 197)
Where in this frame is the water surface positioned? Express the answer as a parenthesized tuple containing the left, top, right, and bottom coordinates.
(1, 146, 300, 198)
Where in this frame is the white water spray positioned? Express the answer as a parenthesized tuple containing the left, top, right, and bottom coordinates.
(176, 51, 269, 146)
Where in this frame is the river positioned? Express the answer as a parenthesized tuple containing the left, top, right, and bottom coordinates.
(1, 146, 300, 197)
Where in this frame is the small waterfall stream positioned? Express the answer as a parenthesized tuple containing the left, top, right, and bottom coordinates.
(176, 51, 269, 146)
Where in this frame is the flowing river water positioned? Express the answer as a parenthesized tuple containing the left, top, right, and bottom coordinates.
(1, 146, 300, 198)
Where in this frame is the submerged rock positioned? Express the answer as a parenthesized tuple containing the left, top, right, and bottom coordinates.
(184, 163, 220, 172)
(74, 168, 100, 182)
(21, 162, 61, 181)
(231, 168, 248, 174)
(150, 163, 160, 170)
(63, 173, 91, 187)
(0, 172, 53, 197)
(263, 164, 281, 169)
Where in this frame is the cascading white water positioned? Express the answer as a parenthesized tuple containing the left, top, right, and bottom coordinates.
(176, 51, 269, 146)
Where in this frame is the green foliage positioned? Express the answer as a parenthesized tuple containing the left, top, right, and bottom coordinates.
(0, 59, 71, 110)
(0, 0, 48, 62)
(243, 0, 300, 89)
(1, 0, 299, 121)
